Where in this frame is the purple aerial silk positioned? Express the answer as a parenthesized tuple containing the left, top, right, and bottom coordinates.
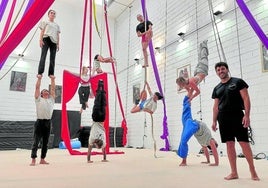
(141, 0, 170, 151)
(0, 0, 9, 22)
(23, 0, 35, 17)
(236, 0, 268, 49)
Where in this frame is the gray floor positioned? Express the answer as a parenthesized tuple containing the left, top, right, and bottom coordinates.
(0, 148, 267, 188)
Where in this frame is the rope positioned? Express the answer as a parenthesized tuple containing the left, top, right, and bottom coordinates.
(234, 0, 243, 79)
(150, 114, 157, 158)
(253, 153, 266, 160)
(195, 0, 203, 121)
(143, 67, 147, 90)
(0, 26, 38, 80)
(207, 0, 226, 63)
(248, 126, 255, 145)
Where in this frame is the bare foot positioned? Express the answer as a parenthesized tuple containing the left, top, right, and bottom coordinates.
(224, 173, 239, 180)
(179, 161, 187, 166)
(30, 158, 36, 166)
(251, 171, 260, 181)
(209, 163, 219, 166)
(40, 159, 49, 165)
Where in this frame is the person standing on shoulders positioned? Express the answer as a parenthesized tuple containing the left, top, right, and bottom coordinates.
(38, 9, 60, 77)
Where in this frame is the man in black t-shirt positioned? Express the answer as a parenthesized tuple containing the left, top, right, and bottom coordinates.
(211, 62, 259, 181)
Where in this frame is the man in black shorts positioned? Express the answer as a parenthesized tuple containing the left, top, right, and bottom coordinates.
(212, 62, 259, 181)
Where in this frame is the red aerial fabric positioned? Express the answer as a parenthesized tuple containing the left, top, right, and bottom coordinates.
(61, 71, 124, 155)
(0, 0, 55, 69)
(104, 3, 127, 146)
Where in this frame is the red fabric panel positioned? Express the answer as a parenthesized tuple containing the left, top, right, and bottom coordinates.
(61, 71, 123, 155)
(0, 0, 55, 68)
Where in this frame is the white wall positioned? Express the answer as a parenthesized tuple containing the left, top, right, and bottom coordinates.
(114, 0, 268, 155)
(0, 0, 268, 155)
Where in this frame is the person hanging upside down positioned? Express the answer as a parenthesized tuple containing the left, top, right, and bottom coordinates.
(178, 89, 219, 167)
(78, 66, 90, 114)
(87, 79, 108, 163)
(131, 81, 163, 114)
(136, 14, 153, 68)
(176, 40, 209, 101)
(92, 54, 114, 75)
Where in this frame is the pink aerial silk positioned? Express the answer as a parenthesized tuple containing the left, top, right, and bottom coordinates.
(0, 0, 16, 43)
(0, 0, 55, 69)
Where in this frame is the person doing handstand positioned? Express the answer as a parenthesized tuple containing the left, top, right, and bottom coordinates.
(87, 80, 108, 163)
(131, 81, 163, 114)
(176, 40, 209, 101)
(178, 89, 218, 166)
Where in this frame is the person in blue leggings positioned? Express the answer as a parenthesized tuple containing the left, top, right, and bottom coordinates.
(177, 93, 199, 163)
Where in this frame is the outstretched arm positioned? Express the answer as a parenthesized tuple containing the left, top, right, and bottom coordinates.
(209, 139, 219, 166)
(35, 75, 42, 99)
(188, 78, 200, 101)
(201, 146, 210, 164)
(50, 75, 56, 99)
(98, 55, 113, 63)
